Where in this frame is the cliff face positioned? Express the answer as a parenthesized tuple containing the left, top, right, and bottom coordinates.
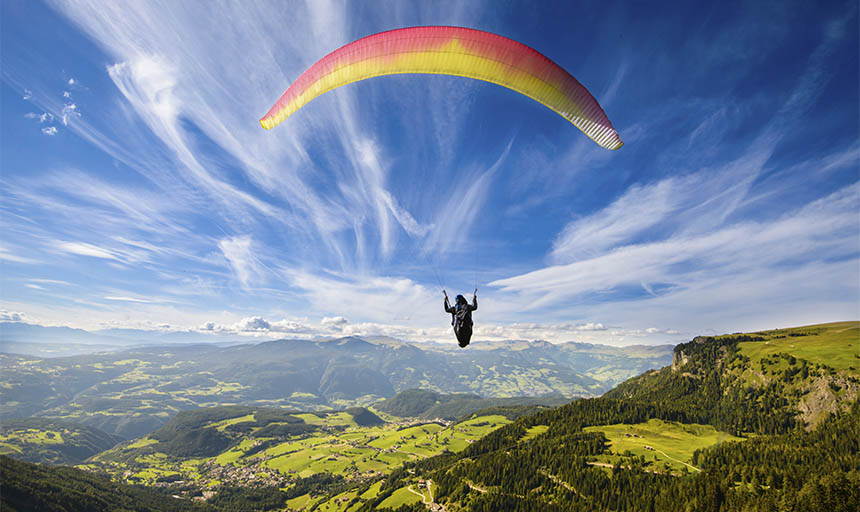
(663, 329, 860, 430)
(671, 336, 710, 371)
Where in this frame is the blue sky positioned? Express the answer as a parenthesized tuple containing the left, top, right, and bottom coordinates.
(1, 0, 858, 345)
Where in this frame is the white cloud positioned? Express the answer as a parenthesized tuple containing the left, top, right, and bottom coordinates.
(105, 55, 282, 223)
(63, 91, 72, 98)
(237, 316, 270, 331)
(576, 322, 607, 331)
(423, 140, 512, 255)
(551, 177, 689, 263)
(0, 245, 40, 264)
(25, 112, 54, 123)
(60, 103, 80, 125)
(286, 269, 438, 326)
(321, 316, 348, 327)
(270, 319, 312, 333)
(56, 241, 118, 260)
(41, 126, 58, 135)
(198, 316, 313, 336)
(218, 236, 260, 288)
(103, 295, 155, 303)
(0, 310, 26, 322)
(30, 279, 71, 285)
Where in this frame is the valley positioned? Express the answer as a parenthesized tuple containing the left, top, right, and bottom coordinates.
(1, 321, 858, 511)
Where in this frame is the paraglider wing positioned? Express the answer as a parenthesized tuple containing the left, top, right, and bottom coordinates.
(260, 26, 623, 150)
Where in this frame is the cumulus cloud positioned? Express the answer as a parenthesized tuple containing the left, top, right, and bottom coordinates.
(41, 126, 58, 136)
(575, 322, 607, 331)
(321, 316, 349, 328)
(237, 316, 270, 331)
(0, 310, 26, 322)
(199, 316, 313, 336)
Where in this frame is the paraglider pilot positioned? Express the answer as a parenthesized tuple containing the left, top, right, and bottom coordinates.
(444, 289, 477, 348)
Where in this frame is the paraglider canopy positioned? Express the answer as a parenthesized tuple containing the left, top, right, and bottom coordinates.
(261, 26, 622, 150)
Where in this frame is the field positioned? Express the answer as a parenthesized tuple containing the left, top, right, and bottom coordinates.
(584, 419, 744, 475)
(737, 321, 859, 371)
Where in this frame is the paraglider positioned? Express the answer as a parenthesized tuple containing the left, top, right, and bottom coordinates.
(260, 26, 622, 150)
(444, 289, 477, 348)
(261, 27, 624, 347)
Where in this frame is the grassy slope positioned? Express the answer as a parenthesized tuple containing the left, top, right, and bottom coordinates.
(583, 419, 744, 474)
(738, 321, 859, 371)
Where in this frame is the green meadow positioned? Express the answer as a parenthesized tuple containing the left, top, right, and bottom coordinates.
(0, 429, 64, 447)
(376, 486, 422, 509)
(737, 321, 859, 372)
(584, 419, 744, 475)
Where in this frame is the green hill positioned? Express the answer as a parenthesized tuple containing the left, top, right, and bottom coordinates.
(0, 454, 213, 512)
(0, 418, 122, 464)
(374, 389, 482, 417)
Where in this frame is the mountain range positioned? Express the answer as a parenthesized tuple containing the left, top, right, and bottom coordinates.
(0, 325, 672, 438)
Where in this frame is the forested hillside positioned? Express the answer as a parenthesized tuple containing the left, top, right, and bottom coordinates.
(0, 455, 213, 512)
(374, 388, 570, 419)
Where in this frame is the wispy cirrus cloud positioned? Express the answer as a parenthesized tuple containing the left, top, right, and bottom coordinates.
(55, 241, 119, 260)
(44, 0, 491, 273)
(494, 182, 859, 307)
(218, 235, 262, 289)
